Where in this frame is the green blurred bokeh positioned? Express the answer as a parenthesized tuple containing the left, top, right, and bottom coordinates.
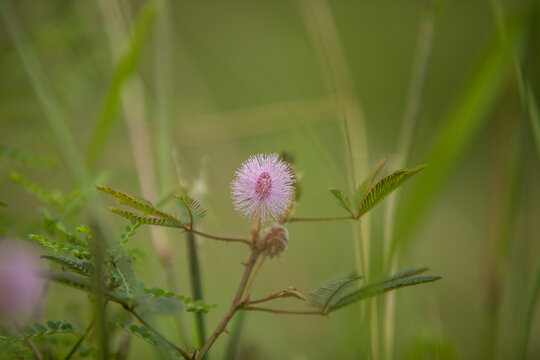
(1, 0, 539, 359)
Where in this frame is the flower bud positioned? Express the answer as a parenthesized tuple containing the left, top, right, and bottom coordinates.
(262, 225, 289, 258)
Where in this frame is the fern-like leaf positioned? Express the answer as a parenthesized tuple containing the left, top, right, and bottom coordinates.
(307, 274, 363, 312)
(357, 165, 426, 218)
(95, 185, 180, 223)
(175, 194, 207, 227)
(46, 271, 125, 304)
(108, 208, 183, 228)
(143, 287, 217, 313)
(329, 271, 441, 312)
(41, 255, 93, 277)
(354, 157, 387, 209)
(30, 234, 92, 259)
(110, 256, 144, 300)
(115, 320, 184, 359)
(328, 188, 355, 215)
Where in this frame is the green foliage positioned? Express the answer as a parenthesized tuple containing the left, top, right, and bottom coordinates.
(328, 188, 354, 216)
(0, 146, 56, 167)
(354, 156, 387, 208)
(46, 271, 125, 304)
(10, 173, 85, 214)
(86, 1, 159, 168)
(115, 320, 184, 359)
(10, 172, 63, 206)
(109, 255, 144, 300)
(120, 222, 141, 244)
(328, 159, 425, 219)
(95, 184, 187, 230)
(1, 321, 77, 342)
(357, 165, 425, 217)
(307, 274, 363, 312)
(328, 268, 441, 312)
(175, 194, 208, 227)
(30, 234, 92, 260)
(0, 339, 33, 359)
(42, 255, 93, 277)
(108, 208, 183, 228)
(144, 287, 217, 313)
(0, 320, 81, 359)
(95, 185, 179, 222)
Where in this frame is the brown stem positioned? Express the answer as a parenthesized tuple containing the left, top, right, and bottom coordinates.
(287, 215, 355, 223)
(241, 306, 325, 316)
(197, 248, 262, 359)
(188, 228, 251, 245)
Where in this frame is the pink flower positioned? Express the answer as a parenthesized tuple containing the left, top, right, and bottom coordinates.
(231, 153, 295, 223)
(0, 239, 43, 320)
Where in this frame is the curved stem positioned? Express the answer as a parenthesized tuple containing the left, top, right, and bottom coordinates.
(288, 215, 354, 223)
(197, 249, 261, 359)
(241, 306, 325, 316)
(188, 228, 251, 245)
(64, 317, 95, 360)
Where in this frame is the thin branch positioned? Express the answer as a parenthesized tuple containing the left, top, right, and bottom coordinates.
(126, 307, 191, 360)
(188, 228, 251, 245)
(241, 306, 325, 316)
(287, 215, 355, 223)
(242, 256, 266, 299)
(197, 249, 262, 359)
(64, 317, 95, 360)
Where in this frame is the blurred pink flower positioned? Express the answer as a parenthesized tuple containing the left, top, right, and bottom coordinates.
(231, 153, 295, 223)
(0, 239, 43, 320)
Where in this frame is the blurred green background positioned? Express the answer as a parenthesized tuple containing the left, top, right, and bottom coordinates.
(1, 0, 540, 358)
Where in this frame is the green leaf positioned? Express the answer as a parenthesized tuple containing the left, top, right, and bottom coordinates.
(395, 16, 526, 247)
(8, 330, 23, 340)
(46, 271, 125, 304)
(175, 194, 208, 227)
(354, 157, 388, 209)
(328, 188, 354, 215)
(29, 234, 92, 259)
(110, 256, 144, 299)
(143, 287, 216, 313)
(34, 323, 47, 333)
(328, 269, 441, 312)
(21, 326, 35, 336)
(120, 222, 141, 243)
(0, 146, 56, 167)
(10, 171, 63, 206)
(357, 165, 426, 218)
(108, 208, 183, 228)
(41, 255, 93, 277)
(95, 185, 181, 224)
(115, 319, 184, 358)
(46, 321, 59, 331)
(307, 273, 363, 312)
(86, 1, 159, 168)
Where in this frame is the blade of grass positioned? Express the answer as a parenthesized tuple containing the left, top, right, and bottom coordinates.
(297, 0, 372, 355)
(392, 15, 526, 257)
(86, 0, 159, 169)
(155, 0, 174, 196)
(0, 2, 116, 357)
(383, 3, 438, 359)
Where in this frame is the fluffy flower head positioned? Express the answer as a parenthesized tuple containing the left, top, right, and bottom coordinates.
(231, 153, 295, 223)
